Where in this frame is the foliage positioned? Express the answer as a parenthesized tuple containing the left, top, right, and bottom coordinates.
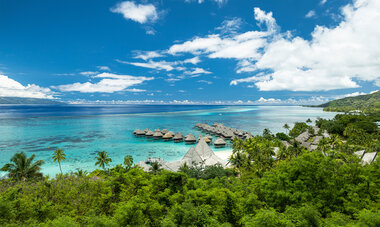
(95, 151, 112, 170)
(318, 90, 380, 117)
(1, 152, 44, 181)
(276, 132, 290, 142)
(52, 149, 66, 175)
(289, 122, 312, 138)
(0, 113, 379, 226)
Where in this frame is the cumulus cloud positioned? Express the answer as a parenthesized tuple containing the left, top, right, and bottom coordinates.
(183, 56, 201, 64)
(230, 0, 380, 91)
(167, 8, 275, 60)
(111, 1, 158, 24)
(54, 73, 153, 93)
(0, 75, 55, 99)
(305, 10, 316, 18)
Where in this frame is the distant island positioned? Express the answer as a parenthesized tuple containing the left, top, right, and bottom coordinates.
(0, 97, 64, 105)
(307, 91, 379, 117)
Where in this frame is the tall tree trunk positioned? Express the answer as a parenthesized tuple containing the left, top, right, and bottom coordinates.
(59, 162, 62, 174)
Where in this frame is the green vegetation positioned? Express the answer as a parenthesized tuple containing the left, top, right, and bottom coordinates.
(52, 149, 66, 175)
(0, 114, 379, 226)
(317, 90, 380, 117)
(0, 152, 44, 181)
(95, 151, 112, 170)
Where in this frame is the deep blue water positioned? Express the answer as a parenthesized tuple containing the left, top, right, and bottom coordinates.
(0, 105, 337, 176)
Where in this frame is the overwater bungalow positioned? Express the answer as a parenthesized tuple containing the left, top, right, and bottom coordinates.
(173, 132, 184, 142)
(163, 132, 173, 141)
(185, 133, 196, 144)
(214, 137, 226, 148)
(145, 130, 154, 137)
(153, 131, 163, 139)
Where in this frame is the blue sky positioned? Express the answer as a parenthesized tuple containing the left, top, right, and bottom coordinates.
(0, 0, 379, 104)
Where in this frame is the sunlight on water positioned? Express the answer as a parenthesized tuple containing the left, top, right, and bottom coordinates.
(0, 105, 337, 176)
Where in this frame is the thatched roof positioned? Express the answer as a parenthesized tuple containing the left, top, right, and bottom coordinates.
(185, 133, 196, 142)
(145, 130, 154, 136)
(296, 131, 310, 143)
(153, 131, 163, 137)
(161, 129, 169, 134)
(214, 137, 226, 146)
(154, 129, 161, 132)
(163, 132, 173, 139)
(135, 129, 146, 135)
(312, 136, 323, 145)
(173, 133, 184, 140)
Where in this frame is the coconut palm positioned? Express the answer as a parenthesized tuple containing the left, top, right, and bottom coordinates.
(124, 155, 133, 169)
(95, 151, 112, 170)
(74, 168, 88, 177)
(149, 161, 162, 175)
(229, 152, 246, 169)
(52, 149, 66, 174)
(1, 152, 44, 181)
(283, 124, 290, 134)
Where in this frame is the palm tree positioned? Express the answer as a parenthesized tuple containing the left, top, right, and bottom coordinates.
(95, 151, 112, 170)
(149, 161, 162, 175)
(74, 168, 88, 177)
(52, 149, 66, 174)
(1, 152, 44, 181)
(283, 124, 290, 134)
(124, 155, 133, 169)
(306, 118, 312, 124)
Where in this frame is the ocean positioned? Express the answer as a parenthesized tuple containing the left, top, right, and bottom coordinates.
(0, 105, 337, 176)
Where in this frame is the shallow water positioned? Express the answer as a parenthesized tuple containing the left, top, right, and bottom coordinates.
(0, 105, 337, 176)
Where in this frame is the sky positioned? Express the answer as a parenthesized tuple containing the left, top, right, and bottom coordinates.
(0, 0, 379, 105)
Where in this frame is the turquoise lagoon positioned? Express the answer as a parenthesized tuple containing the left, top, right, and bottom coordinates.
(0, 105, 337, 176)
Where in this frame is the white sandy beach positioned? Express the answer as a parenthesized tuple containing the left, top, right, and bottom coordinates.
(214, 149, 233, 161)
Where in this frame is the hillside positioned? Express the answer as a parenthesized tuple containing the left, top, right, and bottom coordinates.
(0, 97, 63, 104)
(318, 91, 380, 116)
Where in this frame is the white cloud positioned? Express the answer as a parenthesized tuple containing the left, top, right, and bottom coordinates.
(54, 73, 153, 93)
(117, 59, 177, 71)
(197, 80, 213, 84)
(80, 71, 98, 76)
(183, 56, 201, 64)
(97, 66, 111, 71)
(133, 51, 163, 60)
(111, 1, 158, 24)
(126, 88, 146, 92)
(256, 97, 281, 103)
(231, 0, 380, 91)
(320, 0, 327, 5)
(185, 68, 212, 76)
(305, 10, 316, 18)
(0, 75, 55, 99)
(54, 73, 75, 76)
(185, 0, 228, 6)
(216, 17, 243, 34)
(167, 8, 275, 60)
